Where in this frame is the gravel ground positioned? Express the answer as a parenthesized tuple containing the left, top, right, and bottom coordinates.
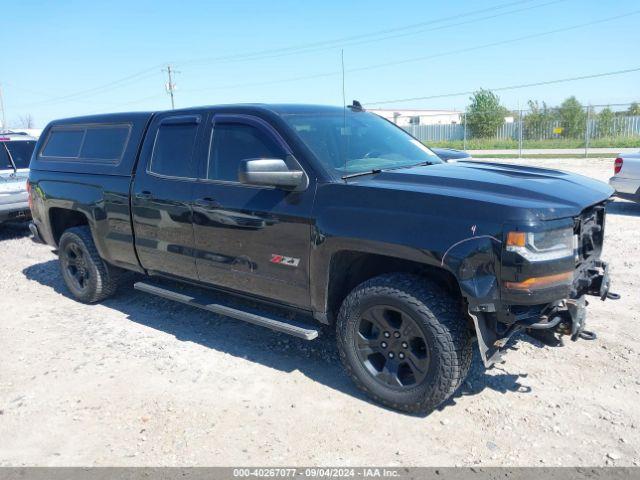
(0, 157, 639, 467)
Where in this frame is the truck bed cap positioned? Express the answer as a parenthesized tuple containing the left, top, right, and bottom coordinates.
(30, 112, 153, 177)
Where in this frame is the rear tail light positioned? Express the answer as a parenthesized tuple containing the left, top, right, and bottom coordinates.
(614, 157, 623, 174)
(26, 180, 33, 211)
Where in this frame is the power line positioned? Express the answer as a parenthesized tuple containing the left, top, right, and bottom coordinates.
(77, 92, 168, 116)
(177, 0, 564, 68)
(118, 93, 167, 107)
(5, 80, 155, 108)
(6, 0, 630, 115)
(6, 0, 565, 111)
(373, 101, 639, 117)
(287, 0, 568, 58)
(180, 70, 338, 94)
(179, 9, 638, 95)
(344, 10, 640, 75)
(364, 67, 640, 106)
(13, 67, 164, 109)
(176, 0, 536, 66)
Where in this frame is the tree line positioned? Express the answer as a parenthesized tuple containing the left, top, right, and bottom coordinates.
(466, 89, 640, 139)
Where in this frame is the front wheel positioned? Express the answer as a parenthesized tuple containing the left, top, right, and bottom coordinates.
(58, 226, 121, 303)
(336, 273, 472, 414)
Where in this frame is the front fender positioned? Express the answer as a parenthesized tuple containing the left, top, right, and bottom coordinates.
(310, 185, 504, 317)
(439, 232, 502, 310)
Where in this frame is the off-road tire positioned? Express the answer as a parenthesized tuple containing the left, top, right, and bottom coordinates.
(58, 226, 121, 303)
(336, 273, 473, 414)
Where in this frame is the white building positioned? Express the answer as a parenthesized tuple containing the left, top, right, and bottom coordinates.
(368, 109, 463, 126)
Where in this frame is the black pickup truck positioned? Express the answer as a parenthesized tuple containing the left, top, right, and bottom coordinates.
(28, 103, 616, 414)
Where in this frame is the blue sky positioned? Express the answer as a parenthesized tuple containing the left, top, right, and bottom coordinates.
(2, 0, 639, 127)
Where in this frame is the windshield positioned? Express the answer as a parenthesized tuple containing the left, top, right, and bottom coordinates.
(1, 141, 36, 169)
(282, 110, 442, 176)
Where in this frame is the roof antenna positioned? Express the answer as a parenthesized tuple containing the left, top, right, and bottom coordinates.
(341, 49, 346, 113)
(348, 100, 363, 111)
(341, 49, 348, 177)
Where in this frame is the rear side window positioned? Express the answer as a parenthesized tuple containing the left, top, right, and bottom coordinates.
(149, 122, 199, 178)
(80, 126, 130, 160)
(40, 124, 131, 163)
(42, 129, 84, 158)
(2, 141, 37, 169)
(0, 144, 10, 169)
(208, 123, 283, 181)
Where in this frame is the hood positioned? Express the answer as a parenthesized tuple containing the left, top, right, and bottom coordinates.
(358, 160, 613, 222)
(430, 147, 471, 162)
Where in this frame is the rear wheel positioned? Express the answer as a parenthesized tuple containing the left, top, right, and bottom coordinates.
(337, 273, 472, 414)
(58, 226, 121, 303)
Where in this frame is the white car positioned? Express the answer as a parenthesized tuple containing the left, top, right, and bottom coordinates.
(0, 132, 37, 224)
(609, 153, 640, 203)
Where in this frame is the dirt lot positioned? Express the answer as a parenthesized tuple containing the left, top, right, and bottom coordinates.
(1, 157, 639, 467)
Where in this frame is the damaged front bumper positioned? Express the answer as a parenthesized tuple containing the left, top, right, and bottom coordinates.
(470, 260, 619, 367)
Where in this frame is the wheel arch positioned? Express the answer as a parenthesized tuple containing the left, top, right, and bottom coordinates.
(335, 270, 474, 414)
(57, 224, 121, 303)
(322, 250, 464, 324)
(48, 207, 91, 245)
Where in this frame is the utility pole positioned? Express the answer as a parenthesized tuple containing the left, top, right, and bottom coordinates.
(463, 112, 467, 151)
(584, 105, 591, 158)
(162, 65, 178, 109)
(0, 84, 6, 132)
(518, 100, 523, 159)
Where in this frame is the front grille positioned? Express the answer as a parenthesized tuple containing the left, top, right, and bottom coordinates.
(573, 203, 605, 265)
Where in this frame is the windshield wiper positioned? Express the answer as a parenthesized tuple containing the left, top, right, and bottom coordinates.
(389, 160, 438, 170)
(1, 142, 17, 174)
(341, 168, 382, 180)
(341, 160, 439, 180)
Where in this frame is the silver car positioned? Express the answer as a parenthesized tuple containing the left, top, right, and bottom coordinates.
(0, 132, 37, 224)
(609, 152, 640, 203)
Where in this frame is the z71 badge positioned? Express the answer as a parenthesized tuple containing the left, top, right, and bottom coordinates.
(270, 254, 300, 267)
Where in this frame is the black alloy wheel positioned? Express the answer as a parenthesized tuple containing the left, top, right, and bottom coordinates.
(58, 226, 121, 303)
(356, 305, 429, 389)
(336, 273, 473, 414)
(61, 241, 91, 293)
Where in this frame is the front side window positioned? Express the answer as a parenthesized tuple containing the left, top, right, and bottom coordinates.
(207, 123, 283, 182)
(282, 110, 442, 175)
(149, 123, 199, 178)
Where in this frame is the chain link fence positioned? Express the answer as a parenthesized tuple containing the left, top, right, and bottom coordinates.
(393, 103, 640, 155)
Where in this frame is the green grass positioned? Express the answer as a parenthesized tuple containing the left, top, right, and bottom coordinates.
(426, 136, 640, 150)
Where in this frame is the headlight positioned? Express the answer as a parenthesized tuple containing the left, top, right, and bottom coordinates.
(506, 227, 574, 262)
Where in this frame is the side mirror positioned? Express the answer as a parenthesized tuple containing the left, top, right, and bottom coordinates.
(238, 158, 306, 190)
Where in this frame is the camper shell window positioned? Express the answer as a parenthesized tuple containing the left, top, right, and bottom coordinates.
(40, 124, 131, 164)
